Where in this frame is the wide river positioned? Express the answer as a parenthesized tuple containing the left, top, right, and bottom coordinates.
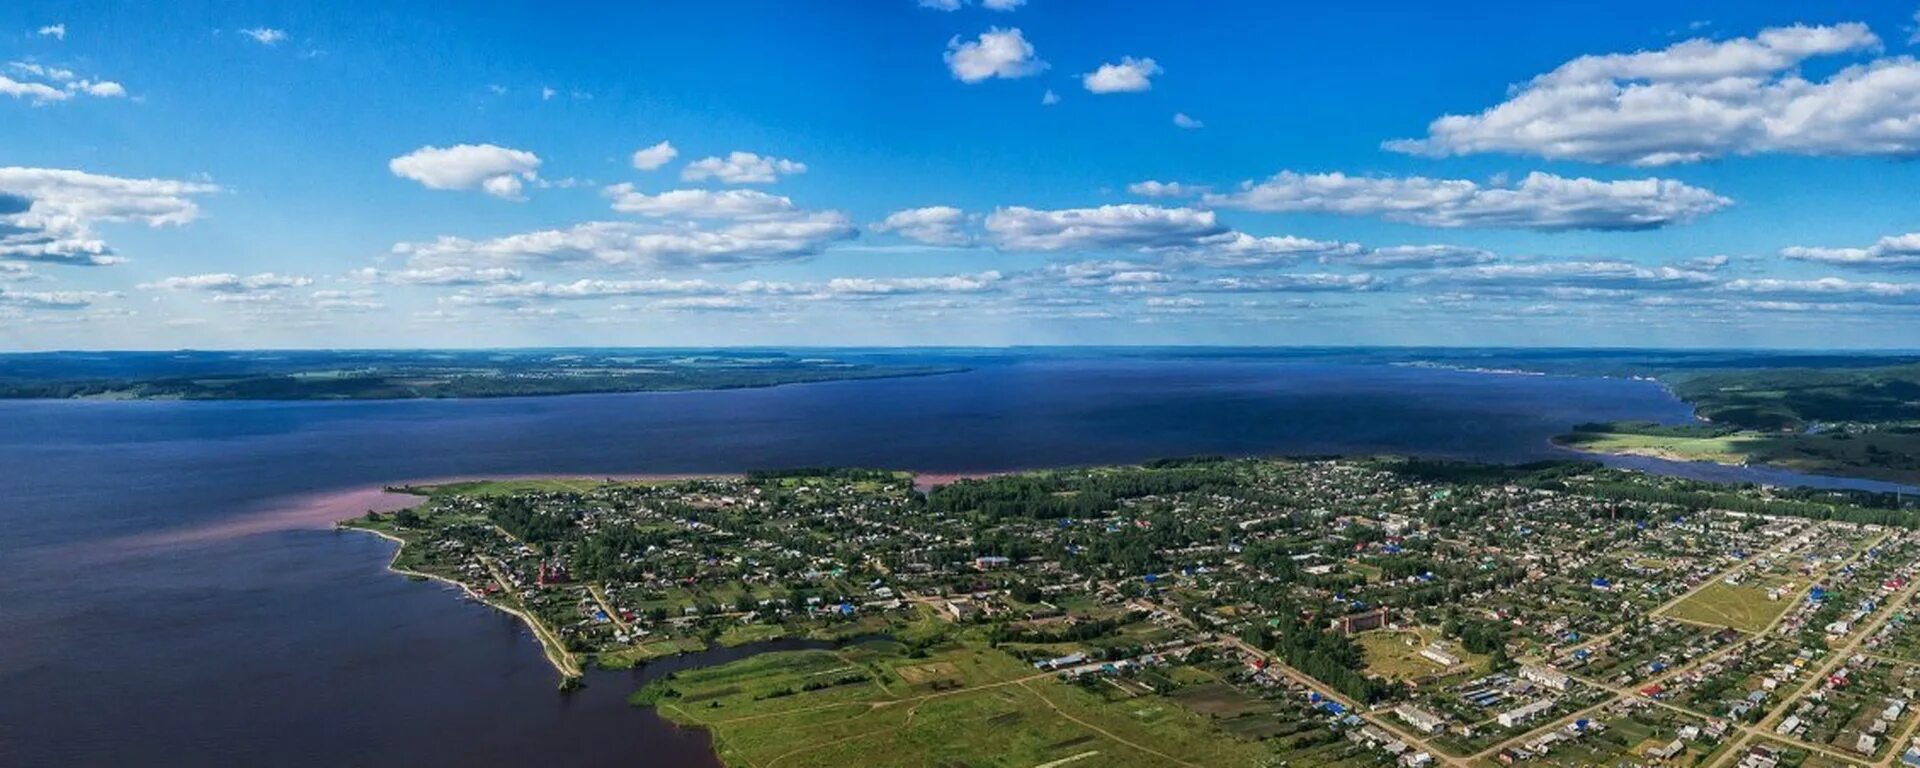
(0, 357, 1909, 766)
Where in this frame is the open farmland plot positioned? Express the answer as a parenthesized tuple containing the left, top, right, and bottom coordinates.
(641, 644, 1273, 768)
(1665, 577, 1794, 633)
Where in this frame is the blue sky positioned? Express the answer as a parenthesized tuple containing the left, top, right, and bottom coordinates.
(4, 1, 1920, 350)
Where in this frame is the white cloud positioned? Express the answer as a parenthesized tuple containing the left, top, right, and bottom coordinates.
(630, 141, 678, 171)
(873, 206, 973, 246)
(37, 24, 65, 41)
(239, 28, 287, 46)
(0, 286, 116, 310)
(822, 272, 1002, 295)
(945, 28, 1045, 83)
(986, 204, 1225, 251)
(1196, 274, 1386, 293)
(1041, 89, 1060, 105)
(1127, 180, 1207, 198)
(1324, 245, 1497, 269)
(1202, 171, 1730, 231)
(351, 266, 524, 286)
(1173, 112, 1203, 129)
(653, 296, 755, 312)
(983, 0, 1025, 10)
(1165, 232, 1363, 268)
(309, 289, 384, 313)
(388, 144, 542, 200)
(453, 270, 1000, 307)
(139, 272, 312, 293)
(1718, 276, 1920, 304)
(0, 77, 69, 105)
(1678, 254, 1732, 271)
(680, 151, 806, 184)
(605, 185, 799, 219)
(1781, 233, 1920, 270)
(1082, 57, 1161, 93)
(3, 61, 127, 104)
(1388, 22, 1920, 165)
(0, 167, 220, 266)
(1413, 261, 1719, 293)
(394, 215, 857, 272)
(461, 278, 723, 304)
(918, 0, 964, 9)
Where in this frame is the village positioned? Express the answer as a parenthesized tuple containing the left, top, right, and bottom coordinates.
(347, 458, 1920, 768)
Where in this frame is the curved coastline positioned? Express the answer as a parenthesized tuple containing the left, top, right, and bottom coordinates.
(338, 522, 585, 680)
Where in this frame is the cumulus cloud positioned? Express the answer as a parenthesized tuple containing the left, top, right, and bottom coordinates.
(239, 28, 287, 45)
(983, 0, 1025, 10)
(0, 286, 116, 310)
(457, 278, 722, 305)
(1677, 254, 1732, 272)
(822, 272, 1001, 295)
(945, 28, 1045, 83)
(1037, 260, 1166, 286)
(919, 0, 963, 9)
(452, 270, 1001, 308)
(309, 289, 384, 313)
(1127, 180, 1207, 198)
(1163, 232, 1363, 268)
(393, 215, 857, 272)
(986, 204, 1225, 251)
(1202, 171, 1730, 231)
(389, 144, 542, 200)
(3, 61, 127, 104)
(605, 185, 799, 219)
(350, 266, 524, 286)
(1196, 274, 1387, 293)
(1781, 233, 1920, 270)
(0, 167, 220, 266)
(37, 24, 66, 40)
(1718, 276, 1920, 304)
(139, 272, 313, 293)
(1387, 22, 1920, 165)
(1322, 245, 1498, 269)
(630, 141, 678, 171)
(680, 151, 806, 184)
(1173, 112, 1203, 129)
(1082, 57, 1161, 93)
(652, 296, 755, 312)
(1412, 261, 1719, 294)
(873, 206, 973, 246)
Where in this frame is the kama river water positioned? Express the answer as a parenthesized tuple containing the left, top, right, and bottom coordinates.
(1, 357, 1912, 766)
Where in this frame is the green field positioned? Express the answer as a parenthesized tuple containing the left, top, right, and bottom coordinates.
(1357, 629, 1483, 681)
(638, 642, 1273, 768)
(1555, 429, 1757, 465)
(1557, 421, 1920, 485)
(407, 477, 634, 498)
(1663, 579, 1789, 633)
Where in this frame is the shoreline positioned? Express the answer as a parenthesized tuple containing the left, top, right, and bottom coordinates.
(338, 522, 586, 680)
(328, 469, 1007, 682)
(6, 365, 970, 405)
(1547, 435, 1920, 493)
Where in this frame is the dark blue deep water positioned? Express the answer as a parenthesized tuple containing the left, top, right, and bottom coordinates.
(0, 358, 1905, 766)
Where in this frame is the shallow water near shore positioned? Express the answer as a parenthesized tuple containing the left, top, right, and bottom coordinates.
(0, 357, 1907, 766)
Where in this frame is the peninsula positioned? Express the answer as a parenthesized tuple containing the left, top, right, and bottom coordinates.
(1557, 362, 1920, 486)
(345, 457, 1920, 767)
